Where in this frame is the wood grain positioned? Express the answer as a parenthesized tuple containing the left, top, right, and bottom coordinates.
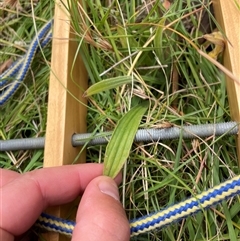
(43, 0, 87, 240)
(213, 0, 240, 164)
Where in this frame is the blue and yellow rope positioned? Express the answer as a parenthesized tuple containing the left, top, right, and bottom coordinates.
(35, 175, 240, 237)
(0, 20, 53, 105)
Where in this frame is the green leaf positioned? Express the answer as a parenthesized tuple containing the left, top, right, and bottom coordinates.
(84, 76, 133, 97)
(103, 102, 148, 178)
(222, 201, 238, 241)
(153, 17, 166, 63)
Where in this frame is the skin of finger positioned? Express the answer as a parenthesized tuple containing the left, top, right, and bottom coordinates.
(0, 163, 105, 236)
(0, 228, 14, 241)
(0, 169, 20, 187)
(72, 176, 130, 241)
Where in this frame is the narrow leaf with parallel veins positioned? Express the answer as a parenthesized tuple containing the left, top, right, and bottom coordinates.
(103, 102, 148, 178)
(84, 76, 133, 97)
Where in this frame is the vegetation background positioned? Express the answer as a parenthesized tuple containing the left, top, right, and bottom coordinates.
(0, 0, 239, 240)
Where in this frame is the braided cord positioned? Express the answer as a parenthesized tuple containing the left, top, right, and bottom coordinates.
(36, 212, 75, 236)
(130, 175, 240, 236)
(0, 20, 53, 105)
(35, 175, 240, 237)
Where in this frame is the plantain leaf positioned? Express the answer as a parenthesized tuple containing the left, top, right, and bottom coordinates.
(103, 102, 148, 178)
(84, 76, 133, 97)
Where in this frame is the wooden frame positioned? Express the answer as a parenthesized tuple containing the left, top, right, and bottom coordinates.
(43, 0, 87, 240)
(43, 0, 239, 240)
(213, 0, 240, 163)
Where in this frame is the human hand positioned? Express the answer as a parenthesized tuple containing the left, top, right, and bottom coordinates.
(0, 164, 130, 241)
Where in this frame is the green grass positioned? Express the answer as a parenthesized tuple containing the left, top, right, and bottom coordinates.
(67, 0, 240, 240)
(0, 0, 54, 172)
(1, 0, 240, 240)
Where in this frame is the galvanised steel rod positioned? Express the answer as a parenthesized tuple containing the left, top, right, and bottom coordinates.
(0, 122, 238, 152)
(0, 137, 45, 151)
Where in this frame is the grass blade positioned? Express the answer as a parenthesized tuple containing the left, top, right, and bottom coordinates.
(153, 17, 166, 63)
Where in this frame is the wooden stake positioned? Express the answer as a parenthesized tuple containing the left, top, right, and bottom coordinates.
(213, 0, 240, 164)
(43, 0, 87, 240)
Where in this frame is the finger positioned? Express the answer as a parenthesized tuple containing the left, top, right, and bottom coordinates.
(0, 228, 14, 241)
(0, 169, 20, 187)
(72, 176, 130, 241)
(1, 163, 103, 236)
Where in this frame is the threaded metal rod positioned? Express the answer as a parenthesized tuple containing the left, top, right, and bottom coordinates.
(0, 137, 45, 151)
(0, 122, 238, 152)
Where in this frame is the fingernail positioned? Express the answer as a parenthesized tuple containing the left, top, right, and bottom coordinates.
(98, 177, 120, 201)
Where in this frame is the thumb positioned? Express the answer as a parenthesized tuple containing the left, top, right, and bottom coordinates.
(72, 176, 130, 241)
